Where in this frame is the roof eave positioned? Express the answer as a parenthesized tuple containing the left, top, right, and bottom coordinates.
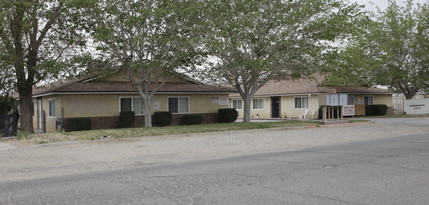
(33, 91, 234, 97)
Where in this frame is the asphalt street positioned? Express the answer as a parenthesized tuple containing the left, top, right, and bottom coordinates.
(2, 132, 429, 204)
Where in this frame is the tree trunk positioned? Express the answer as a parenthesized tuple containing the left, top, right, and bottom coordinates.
(143, 97, 152, 127)
(242, 95, 252, 122)
(403, 88, 419, 100)
(404, 94, 413, 100)
(18, 86, 34, 133)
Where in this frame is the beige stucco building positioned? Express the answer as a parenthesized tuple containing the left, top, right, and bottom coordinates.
(30, 72, 233, 132)
(230, 75, 393, 119)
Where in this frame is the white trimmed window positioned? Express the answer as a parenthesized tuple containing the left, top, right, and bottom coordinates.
(232, 99, 243, 110)
(168, 97, 189, 114)
(48, 99, 56, 117)
(253, 99, 264, 109)
(347, 96, 354, 105)
(120, 97, 144, 115)
(364, 96, 374, 105)
(294, 97, 309, 109)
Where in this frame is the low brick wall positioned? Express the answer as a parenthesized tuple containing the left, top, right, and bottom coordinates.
(63, 116, 119, 131)
(64, 113, 219, 131)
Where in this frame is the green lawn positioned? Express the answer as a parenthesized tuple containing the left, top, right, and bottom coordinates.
(16, 120, 324, 144)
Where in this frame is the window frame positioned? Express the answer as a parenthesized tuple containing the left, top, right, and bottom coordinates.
(347, 96, 354, 105)
(364, 95, 374, 105)
(232, 99, 243, 110)
(252, 98, 264, 110)
(294, 96, 309, 109)
(168, 96, 190, 114)
(48, 98, 56, 118)
(119, 96, 145, 115)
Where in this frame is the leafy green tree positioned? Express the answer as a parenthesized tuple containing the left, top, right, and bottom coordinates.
(0, 0, 90, 132)
(88, 0, 203, 127)
(327, 0, 429, 99)
(200, 0, 363, 122)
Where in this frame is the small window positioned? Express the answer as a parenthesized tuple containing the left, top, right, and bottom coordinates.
(364, 96, 374, 105)
(168, 97, 189, 114)
(48, 99, 56, 117)
(120, 97, 144, 114)
(232, 99, 243, 110)
(294, 97, 309, 109)
(347, 96, 354, 105)
(253, 99, 264, 109)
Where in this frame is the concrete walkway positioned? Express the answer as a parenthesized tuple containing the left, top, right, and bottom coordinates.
(0, 143, 16, 151)
(236, 118, 305, 122)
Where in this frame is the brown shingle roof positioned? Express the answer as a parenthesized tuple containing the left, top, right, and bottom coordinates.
(32, 79, 83, 96)
(32, 80, 234, 96)
(324, 86, 392, 94)
(54, 81, 234, 93)
(230, 75, 325, 97)
(230, 74, 392, 97)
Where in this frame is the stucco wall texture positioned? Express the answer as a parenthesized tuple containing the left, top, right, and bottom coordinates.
(234, 94, 393, 119)
(34, 94, 229, 132)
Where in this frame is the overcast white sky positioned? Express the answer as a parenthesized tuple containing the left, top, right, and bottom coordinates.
(350, 0, 428, 11)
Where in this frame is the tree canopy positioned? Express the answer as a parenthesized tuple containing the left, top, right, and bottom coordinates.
(199, 0, 363, 122)
(327, 0, 429, 99)
(87, 0, 204, 127)
(0, 0, 91, 131)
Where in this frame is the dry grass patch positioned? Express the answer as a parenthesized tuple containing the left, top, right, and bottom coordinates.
(9, 120, 323, 144)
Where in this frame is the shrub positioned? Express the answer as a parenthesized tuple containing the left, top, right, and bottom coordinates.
(119, 111, 135, 128)
(218, 108, 238, 123)
(153, 111, 172, 127)
(374, 104, 388, 115)
(365, 105, 373, 116)
(365, 104, 388, 116)
(68, 118, 92, 131)
(183, 114, 203, 125)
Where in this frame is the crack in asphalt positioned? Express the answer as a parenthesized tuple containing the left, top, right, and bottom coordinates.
(258, 184, 366, 205)
(364, 161, 429, 173)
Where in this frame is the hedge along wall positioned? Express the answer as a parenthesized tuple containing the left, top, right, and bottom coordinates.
(63, 113, 219, 131)
(153, 112, 173, 127)
(171, 113, 218, 125)
(182, 114, 203, 125)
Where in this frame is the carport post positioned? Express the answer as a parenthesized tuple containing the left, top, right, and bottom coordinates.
(327, 106, 330, 120)
(337, 106, 340, 120)
(43, 110, 46, 133)
(323, 106, 327, 121)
